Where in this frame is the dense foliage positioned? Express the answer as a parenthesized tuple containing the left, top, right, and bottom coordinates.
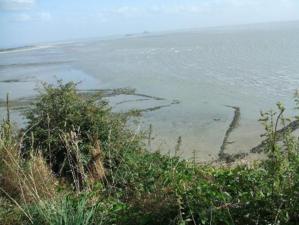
(0, 82, 298, 225)
(23, 81, 141, 185)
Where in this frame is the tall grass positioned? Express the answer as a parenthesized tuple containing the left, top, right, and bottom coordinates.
(0, 124, 57, 204)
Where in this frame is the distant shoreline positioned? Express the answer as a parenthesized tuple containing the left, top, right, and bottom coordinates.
(2, 19, 299, 53)
(0, 45, 52, 54)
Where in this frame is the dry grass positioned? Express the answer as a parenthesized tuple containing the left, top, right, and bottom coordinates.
(61, 131, 106, 191)
(87, 139, 106, 183)
(0, 130, 58, 204)
(24, 153, 58, 201)
(0, 140, 22, 200)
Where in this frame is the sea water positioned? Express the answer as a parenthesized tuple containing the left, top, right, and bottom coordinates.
(1, 21, 299, 160)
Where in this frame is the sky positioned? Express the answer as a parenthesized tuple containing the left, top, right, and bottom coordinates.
(1, 0, 299, 48)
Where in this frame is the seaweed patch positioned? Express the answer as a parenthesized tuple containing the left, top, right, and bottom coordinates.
(219, 105, 241, 160)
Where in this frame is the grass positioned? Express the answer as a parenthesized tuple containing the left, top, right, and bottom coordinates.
(0, 81, 298, 225)
(28, 195, 98, 225)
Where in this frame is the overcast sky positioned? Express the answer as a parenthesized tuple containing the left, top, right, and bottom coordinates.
(1, 0, 299, 48)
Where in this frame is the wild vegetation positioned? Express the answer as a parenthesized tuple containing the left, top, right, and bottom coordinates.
(0, 81, 298, 225)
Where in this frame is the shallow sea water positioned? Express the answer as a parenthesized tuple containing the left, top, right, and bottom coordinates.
(1, 21, 299, 161)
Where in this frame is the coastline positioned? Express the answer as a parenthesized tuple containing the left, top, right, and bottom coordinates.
(0, 45, 53, 54)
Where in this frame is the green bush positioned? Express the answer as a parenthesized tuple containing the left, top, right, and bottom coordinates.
(23, 81, 142, 183)
(102, 102, 299, 224)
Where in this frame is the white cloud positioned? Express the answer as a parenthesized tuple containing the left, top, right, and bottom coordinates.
(97, 6, 143, 19)
(160, 0, 299, 15)
(113, 6, 141, 17)
(14, 12, 31, 21)
(11, 11, 51, 22)
(38, 11, 51, 21)
(0, 0, 35, 10)
(162, 4, 212, 14)
(90, 1, 299, 30)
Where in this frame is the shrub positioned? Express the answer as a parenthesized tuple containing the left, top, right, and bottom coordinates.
(23, 81, 142, 187)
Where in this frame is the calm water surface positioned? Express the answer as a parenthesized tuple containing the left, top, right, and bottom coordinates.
(1, 22, 299, 160)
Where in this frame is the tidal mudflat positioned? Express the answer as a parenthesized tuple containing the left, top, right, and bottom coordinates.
(1, 21, 299, 161)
